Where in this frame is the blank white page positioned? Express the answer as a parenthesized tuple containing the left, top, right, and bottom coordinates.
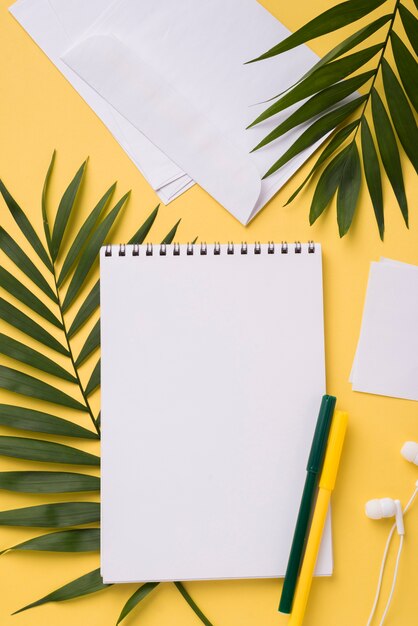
(352, 261, 418, 401)
(100, 243, 329, 582)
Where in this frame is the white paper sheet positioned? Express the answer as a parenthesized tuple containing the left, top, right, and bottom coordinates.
(62, 0, 327, 224)
(9, 0, 193, 202)
(100, 243, 331, 582)
(351, 260, 418, 401)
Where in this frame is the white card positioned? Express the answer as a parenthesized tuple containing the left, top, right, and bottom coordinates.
(352, 261, 418, 401)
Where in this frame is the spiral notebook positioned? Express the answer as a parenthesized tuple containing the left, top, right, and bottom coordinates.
(100, 242, 330, 582)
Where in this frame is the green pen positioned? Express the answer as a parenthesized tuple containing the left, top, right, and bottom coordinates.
(278, 394, 336, 614)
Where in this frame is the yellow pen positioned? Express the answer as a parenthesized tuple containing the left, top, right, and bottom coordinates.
(288, 410, 348, 626)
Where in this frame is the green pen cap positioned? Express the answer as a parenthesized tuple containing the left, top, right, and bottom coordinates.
(306, 395, 336, 473)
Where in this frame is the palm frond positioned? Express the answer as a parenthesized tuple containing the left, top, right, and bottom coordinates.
(67, 280, 99, 338)
(247, 0, 387, 61)
(75, 319, 99, 368)
(0, 471, 99, 493)
(0, 501, 100, 527)
(0, 436, 99, 464)
(0, 404, 98, 439)
(50, 160, 86, 262)
(174, 582, 215, 626)
(0, 152, 209, 625)
(2, 528, 100, 554)
(116, 583, 160, 625)
(249, 0, 418, 238)
(13, 568, 110, 615)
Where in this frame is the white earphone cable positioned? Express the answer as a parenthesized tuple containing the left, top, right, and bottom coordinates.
(378, 535, 404, 626)
(366, 524, 396, 626)
(366, 486, 418, 626)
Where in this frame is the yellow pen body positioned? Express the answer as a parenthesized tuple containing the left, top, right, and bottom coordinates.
(288, 410, 348, 626)
(288, 488, 331, 626)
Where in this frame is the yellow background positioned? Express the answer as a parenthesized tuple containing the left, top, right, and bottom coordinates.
(0, 0, 417, 624)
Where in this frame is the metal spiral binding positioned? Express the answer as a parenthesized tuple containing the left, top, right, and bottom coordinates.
(104, 241, 316, 256)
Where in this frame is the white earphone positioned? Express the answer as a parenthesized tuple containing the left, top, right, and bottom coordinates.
(365, 498, 404, 535)
(401, 441, 418, 465)
(364, 442, 418, 626)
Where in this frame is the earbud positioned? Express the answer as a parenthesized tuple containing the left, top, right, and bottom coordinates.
(365, 498, 404, 535)
(401, 441, 418, 465)
(364, 443, 418, 626)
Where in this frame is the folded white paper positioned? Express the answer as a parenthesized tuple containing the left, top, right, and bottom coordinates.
(62, 0, 325, 224)
(351, 259, 418, 401)
(9, 0, 193, 202)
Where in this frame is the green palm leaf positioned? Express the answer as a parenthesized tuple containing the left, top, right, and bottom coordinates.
(161, 219, 181, 244)
(50, 160, 87, 261)
(13, 568, 110, 614)
(381, 59, 418, 173)
(0, 366, 86, 411)
(252, 72, 373, 151)
(68, 280, 99, 338)
(128, 205, 159, 244)
(0, 180, 53, 272)
(371, 88, 408, 225)
(0, 267, 62, 328)
(174, 582, 214, 626)
(0, 297, 67, 355)
(262, 15, 392, 104)
(336, 142, 361, 236)
(309, 146, 352, 225)
(0, 471, 99, 493)
(57, 183, 116, 287)
(2, 528, 100, 554)
(0, 404, 98, 439)
(263, 96, 366, 178)
(62, 192, 130, 312)
(361, 117, 384, 240)
(247, 0, 386, 61)
(285, 121, 358, 205)
(0, 227, 57, 302)
(0, 502, 100, 527)
(116, 583, 160, 625)
(0, 334, 76, 382)
(0, 436, 99, 465)
(390, 31, 418, 113)
(85, 360, 100, 397)
(75, 319, 99, 367)
(41, 151, 55, 256)
(249, 45, 382, 127)
(0, 154, 210, 626)
(249, 0, 417, 237)
(399, 4, 418, 56)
